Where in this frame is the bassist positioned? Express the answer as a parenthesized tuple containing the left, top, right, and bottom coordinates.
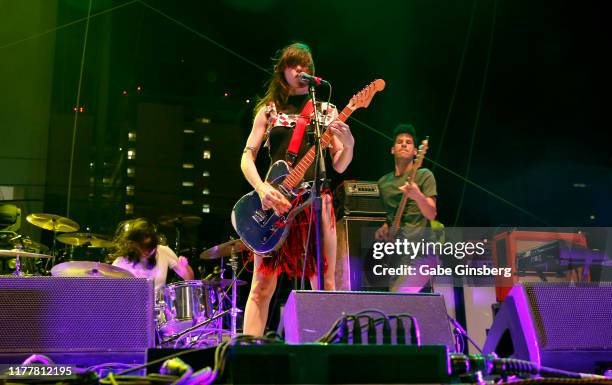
(374, 124, 437, 291)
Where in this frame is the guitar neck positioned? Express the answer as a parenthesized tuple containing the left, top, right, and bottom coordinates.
(390, 193, 409, 234)
(281, 105, 353, 190)
(389, 165, 420, 235)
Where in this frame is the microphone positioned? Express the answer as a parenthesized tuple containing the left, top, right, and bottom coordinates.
(298, 72, 329, 86)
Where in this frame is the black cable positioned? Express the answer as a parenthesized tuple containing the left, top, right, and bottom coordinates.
(448, 314, 482, 353)
(396, 313, 421, 346)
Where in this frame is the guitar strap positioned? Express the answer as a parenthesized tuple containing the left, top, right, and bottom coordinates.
(285, 99, 315, 167)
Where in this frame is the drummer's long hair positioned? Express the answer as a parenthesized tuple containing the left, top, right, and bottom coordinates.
(110, 218, 159, 268)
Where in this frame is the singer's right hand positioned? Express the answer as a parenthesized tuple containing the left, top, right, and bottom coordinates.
(256, 182, 292, 215)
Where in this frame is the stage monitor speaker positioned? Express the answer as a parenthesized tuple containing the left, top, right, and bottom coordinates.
(483, 282, 612, 374)
(283, 290, 455, 351)
(335, 216, 386, 291)
(0, 276, 155, 366)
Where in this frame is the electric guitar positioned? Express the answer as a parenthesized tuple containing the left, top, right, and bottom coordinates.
(387, 138, 429, 239)
(232, 79, 386, 254)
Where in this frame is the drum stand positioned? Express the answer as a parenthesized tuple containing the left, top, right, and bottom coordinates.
(218, 244, 242, 337)
(229, 249, 239, 337)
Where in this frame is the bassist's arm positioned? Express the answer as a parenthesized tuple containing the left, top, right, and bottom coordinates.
(400, 181, 437, 221)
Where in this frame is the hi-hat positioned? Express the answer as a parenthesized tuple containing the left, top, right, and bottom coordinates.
(0, 249, 52, 259)
(159, 215, 202, 228)
(200, 239, 247, 260)
(56, 233, 114, 248)
(15, 238, 50, 253)
(26, 213, 80, 232)
(51, 261, 133, 278)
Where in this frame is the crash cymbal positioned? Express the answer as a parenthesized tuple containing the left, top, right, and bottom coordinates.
(0, 249, 52, 259)
(158, 215, 202, 228)
(201, 278, 247, 287)
(26, 213, 80, 232)
(200, 239, 247, 260)
(56, 233, 114, 248)
(51, 261, 133, 278)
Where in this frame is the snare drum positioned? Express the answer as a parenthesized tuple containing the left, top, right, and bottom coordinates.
(156, 280, 222, 337)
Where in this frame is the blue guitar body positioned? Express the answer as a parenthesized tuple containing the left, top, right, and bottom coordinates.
(231, 160, 312, 254)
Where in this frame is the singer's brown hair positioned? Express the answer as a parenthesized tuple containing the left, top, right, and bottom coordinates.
(254, 42, 315, 115)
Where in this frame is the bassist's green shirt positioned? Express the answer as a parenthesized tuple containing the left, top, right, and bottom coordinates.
(377, 168, 437, 235)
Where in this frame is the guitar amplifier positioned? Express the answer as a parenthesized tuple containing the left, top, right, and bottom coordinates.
(334, 180, 386, 219)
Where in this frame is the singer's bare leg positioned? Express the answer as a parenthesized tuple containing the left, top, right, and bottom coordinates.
(309, 193, 336, 291)
(243, 254, 278, 336)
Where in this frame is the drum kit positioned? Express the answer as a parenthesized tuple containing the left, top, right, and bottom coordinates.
(155, 238, 249, 348)
(0, 211, 251, 348)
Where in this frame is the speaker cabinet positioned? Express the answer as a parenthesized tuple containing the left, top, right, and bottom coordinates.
(483, 282, 612, 374)
(0, 276, 155, 366)
(335, 216, 386, 291)
(283, 290, 455, 351)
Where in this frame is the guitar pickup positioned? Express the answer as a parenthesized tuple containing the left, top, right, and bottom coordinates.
(252, 209, 268, 225)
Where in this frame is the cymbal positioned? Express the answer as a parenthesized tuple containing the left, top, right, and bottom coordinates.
(200, 239, 248, 260)
(17, 238, 50, 253)
(158, 215, 202, 228)
(26, 213, 80, 232)
(201, 278, 247, 287)
(56, 233, 114, 248)
(51, 261, 133, 278)
(0, 249, 52, 259)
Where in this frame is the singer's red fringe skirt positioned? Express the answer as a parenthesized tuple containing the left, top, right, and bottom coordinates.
(255, 191, 335, 279)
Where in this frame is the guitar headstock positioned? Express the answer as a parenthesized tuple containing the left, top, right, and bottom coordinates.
(413, 137, 429, 170)
(348, 79, 386, 110)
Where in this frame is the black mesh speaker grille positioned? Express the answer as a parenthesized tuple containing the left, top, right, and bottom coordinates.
(0, 276, 154, 352)
(525, 282, 612, 351)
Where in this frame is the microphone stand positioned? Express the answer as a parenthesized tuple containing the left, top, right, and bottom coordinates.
(307, 84, 326, 291)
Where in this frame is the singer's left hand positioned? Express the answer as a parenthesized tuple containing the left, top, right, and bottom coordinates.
(329, 120, 354, 149)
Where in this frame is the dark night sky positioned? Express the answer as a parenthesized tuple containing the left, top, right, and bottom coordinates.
(16, 0, 611, 231)
(118, 0, 609, 227)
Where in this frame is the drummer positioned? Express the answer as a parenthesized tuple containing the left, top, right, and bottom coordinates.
(110, 218, 194, 290)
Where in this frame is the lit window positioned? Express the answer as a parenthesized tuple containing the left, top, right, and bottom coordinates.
(126, 185, 135, 196)
(127, 149, 136, 160)
(203, 136, 210, 142)
(125, 203, 134, 215)
(181, 200, 194, 205)
(182, 163, 194, 169)
(198, 117, 211, 124)
(202, 150, 211, 159)
(183, 129, 195, 134)
(127, 167, 135, 177)
(202, 204, 210, 213)
(202, 171, 210, 177)
(182, 181, 195, 187)
(128, 132, 136, 141)
(202, 188, 210, 195)
(102, 177, 111, 185)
